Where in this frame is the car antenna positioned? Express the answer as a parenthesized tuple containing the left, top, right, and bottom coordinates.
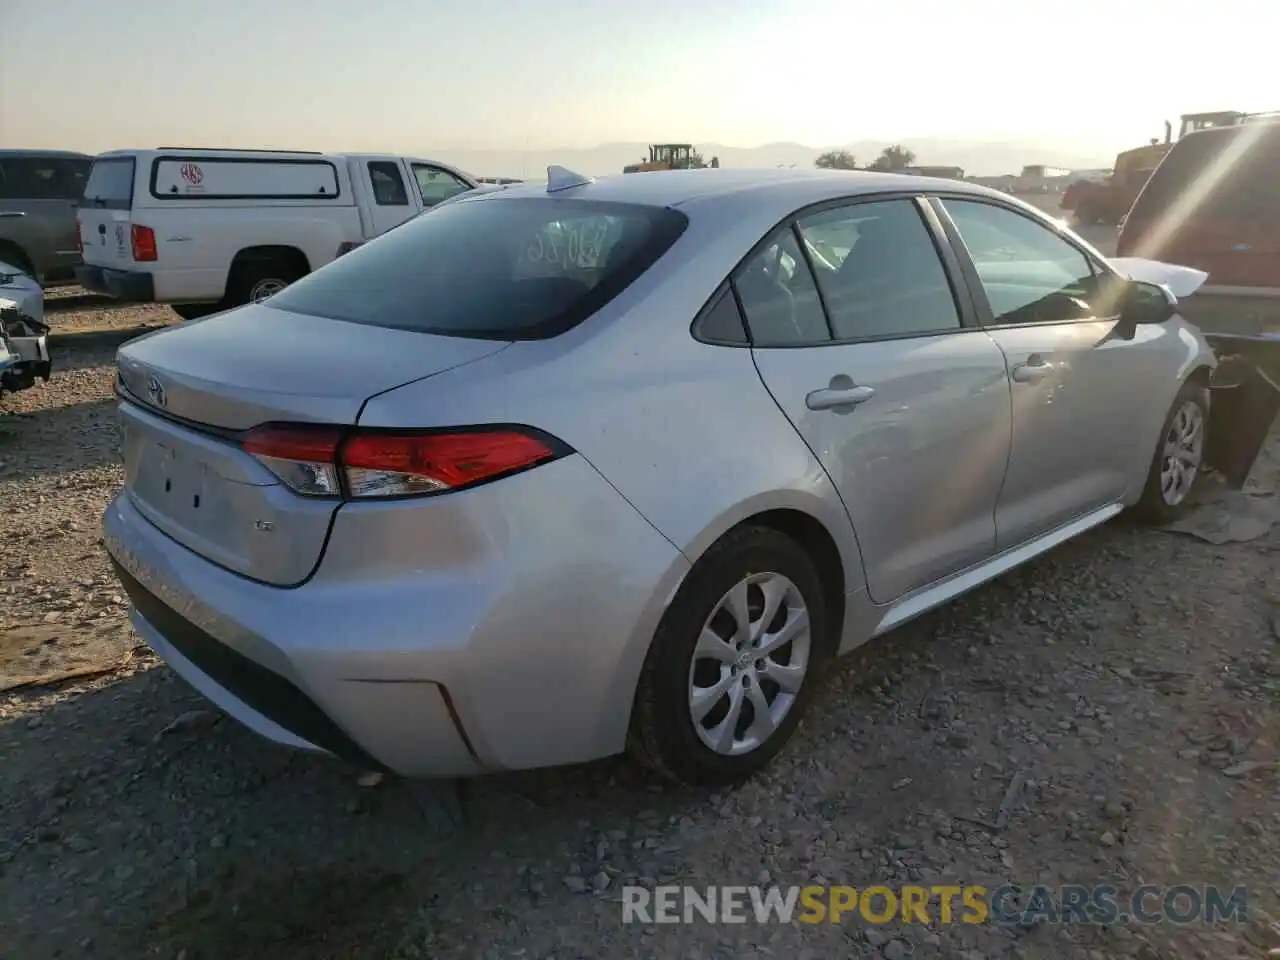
(546, 165, 594, 193)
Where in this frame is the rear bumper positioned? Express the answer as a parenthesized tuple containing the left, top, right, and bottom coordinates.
(102, 454, 689, 777)
(75, 264, 155, 302)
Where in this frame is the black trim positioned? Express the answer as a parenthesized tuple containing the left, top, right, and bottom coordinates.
(110, 557, 387, 771)
(789, 221, 837, 340)
(75, 264, 155, 301)
(148, 155, 342, 201)
(914, 195, 982, 329)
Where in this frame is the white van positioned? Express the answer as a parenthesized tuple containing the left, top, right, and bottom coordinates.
(75, 149, 479, 318)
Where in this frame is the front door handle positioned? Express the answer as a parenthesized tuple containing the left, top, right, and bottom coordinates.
(805, 384, 876, 410)
(1011, 356, 1053, 383)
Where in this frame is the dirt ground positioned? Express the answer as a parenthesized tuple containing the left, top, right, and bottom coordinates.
(1, 291, 1278, 960)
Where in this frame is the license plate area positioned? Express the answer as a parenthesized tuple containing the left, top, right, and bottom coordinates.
(116, 399, 339, 584)
(127, 431, 221, 531)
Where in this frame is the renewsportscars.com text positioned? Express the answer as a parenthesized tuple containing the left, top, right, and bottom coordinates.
(621, 884, 1248, 926)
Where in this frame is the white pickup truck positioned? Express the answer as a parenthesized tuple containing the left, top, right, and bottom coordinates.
(74, 149, 480, 318)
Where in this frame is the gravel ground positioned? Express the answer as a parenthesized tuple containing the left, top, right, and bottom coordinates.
(1, 299, 1278, 960)
(1, 298, 175, 690)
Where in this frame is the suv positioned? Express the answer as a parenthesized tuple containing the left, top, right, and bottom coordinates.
(0, 149, 92, 284)
(1117, 122, 1280, 293)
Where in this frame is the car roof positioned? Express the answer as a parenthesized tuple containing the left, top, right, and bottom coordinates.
(463, 167, 1012, 217)
(0, 149, 94, 160)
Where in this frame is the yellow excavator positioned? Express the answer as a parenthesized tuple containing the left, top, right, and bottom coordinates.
(623, 144, 720, 174)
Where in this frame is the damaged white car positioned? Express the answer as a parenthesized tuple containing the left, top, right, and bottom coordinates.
(0, 262, 52, 398)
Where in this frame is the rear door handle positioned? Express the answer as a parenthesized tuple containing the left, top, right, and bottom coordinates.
(0, 211, 25, 219)
(1011, 356, 1053, 383)
(805, 384, 876, 410)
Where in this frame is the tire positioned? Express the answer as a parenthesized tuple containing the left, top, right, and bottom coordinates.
(1133, 379, 1210, 524)
(225, 258, 303, 308)
(627, 526, 831, 786)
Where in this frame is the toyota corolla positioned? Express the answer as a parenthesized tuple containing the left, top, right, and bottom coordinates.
(104, 167, 1214, 785)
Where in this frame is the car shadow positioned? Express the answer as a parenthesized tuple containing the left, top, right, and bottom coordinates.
(0, 397, 119, 478)
(0, 517, 1267, 960)
(0, 663, 713, 959)
(47, 337, 126, 375)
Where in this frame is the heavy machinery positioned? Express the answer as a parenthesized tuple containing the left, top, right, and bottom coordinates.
(622, 144, 720, 174)
(1064, 110, 1280, 225)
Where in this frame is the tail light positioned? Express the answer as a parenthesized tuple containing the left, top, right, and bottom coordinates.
(241, 424, 569, 499)
(131, 224, 158, 262)
(75, 222, 83, 255)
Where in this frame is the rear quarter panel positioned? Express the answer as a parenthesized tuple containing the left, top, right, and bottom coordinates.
(356, 205, 867, 596)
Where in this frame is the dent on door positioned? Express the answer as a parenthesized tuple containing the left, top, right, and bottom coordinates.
(754, 334, 1013, 604)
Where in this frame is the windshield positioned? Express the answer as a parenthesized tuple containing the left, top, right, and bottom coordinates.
(268, 197, 688, 340)
(1129, 125, 1280, 225)
(82, 157, 136, 210)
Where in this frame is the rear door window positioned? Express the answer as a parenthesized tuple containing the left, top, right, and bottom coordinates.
(796, 199, 961, 340)
(0, 157, 78, 200)
(367, 161, 409, 206)
(1132, 126, 1280, 223)
(82, 157, 137, 210)
(733, 228, 830, 346)
(61, 159, 91, 200)
(266, 197, 688, 340)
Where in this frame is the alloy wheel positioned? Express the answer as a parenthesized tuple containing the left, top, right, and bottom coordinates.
(1160, 400, 1204, 506)
(686, 572, 811, 756)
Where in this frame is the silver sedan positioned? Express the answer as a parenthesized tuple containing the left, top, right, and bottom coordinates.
(104, 168, 1214, 786)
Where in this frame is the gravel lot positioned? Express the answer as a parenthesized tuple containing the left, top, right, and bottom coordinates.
(2, 291, 1278, 960)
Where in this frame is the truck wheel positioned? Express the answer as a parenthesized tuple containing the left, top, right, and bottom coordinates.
(226, 258, 304, 307)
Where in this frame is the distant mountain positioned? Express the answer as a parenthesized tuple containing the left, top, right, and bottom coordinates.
(424, 138, 1119, 180)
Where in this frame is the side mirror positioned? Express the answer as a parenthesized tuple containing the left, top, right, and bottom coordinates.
(1109, 279, 1177, 340)
(1121, 280, 1178, 326)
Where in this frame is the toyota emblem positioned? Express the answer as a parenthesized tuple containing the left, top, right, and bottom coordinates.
(146, 374, 167, 407)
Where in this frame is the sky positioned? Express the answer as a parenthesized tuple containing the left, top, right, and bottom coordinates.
(0, 0, 1274, 159)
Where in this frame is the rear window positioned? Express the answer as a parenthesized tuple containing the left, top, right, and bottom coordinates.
(1130, 125, 1280, 224)
(267, 197, 689, 340)
(83, 157, 136, 210)
(150, 157, 339, 200)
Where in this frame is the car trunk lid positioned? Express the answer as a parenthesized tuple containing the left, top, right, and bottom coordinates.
(116, 305, 511, 585)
